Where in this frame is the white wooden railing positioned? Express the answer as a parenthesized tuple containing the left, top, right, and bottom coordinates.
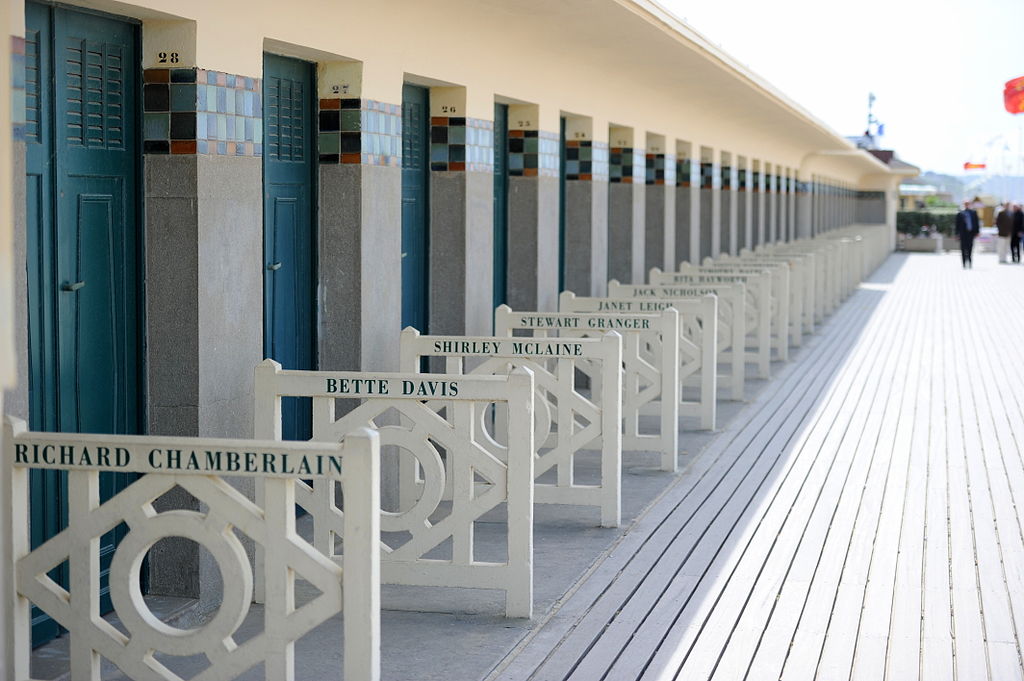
(494, 305, 681, 471)
(399, 329, 623, 528)
(2, 416, 380, 681)
(644, 269, 770, 382)
(724, 252, 817, 335)
(607, 280, 749, 398)
(693, 260, 795, 353)
(253, 361, 536, 618)
(556, 291, 718, 423)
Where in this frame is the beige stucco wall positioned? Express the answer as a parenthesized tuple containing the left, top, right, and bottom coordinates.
(10, 0, 892, 187)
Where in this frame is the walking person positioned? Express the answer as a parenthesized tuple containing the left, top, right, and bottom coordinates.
(956, 200, 980, 269)
(1012, 203, 1023, 263)
(996, 202, 1014, 263)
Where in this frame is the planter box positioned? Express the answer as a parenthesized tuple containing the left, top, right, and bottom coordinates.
(900, 238, 943, 252)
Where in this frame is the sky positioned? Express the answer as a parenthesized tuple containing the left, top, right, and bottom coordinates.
(657, 0, 1024, 177)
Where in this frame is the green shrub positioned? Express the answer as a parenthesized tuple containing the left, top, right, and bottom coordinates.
(897, 211, 956, 236)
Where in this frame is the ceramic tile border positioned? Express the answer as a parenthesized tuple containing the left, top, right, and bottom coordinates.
(11, 36, 26, 142)
(646, 153, 676, 186)
(428, 116, 492, 172)
(720, 165, 731, 190)
(700, 161, 714, 190)
(318, 98, 401, 167)
(565, 140, 610, 181)
(676, 158, 692, 187)
(143, 67, 262, 155)
(509, 129, 559, 178)
(610, 147, 645, 184)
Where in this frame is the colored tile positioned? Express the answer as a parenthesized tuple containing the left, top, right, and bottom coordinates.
(143, 139, 170, 154)
(144, 112, 169, 140)
(448, 126, 466, 145)
(171, 140, 197, 154)
(320, 98, 341, 110)
(319, 132, 341, 155)
(430, 143, 448, 163)
(340, 131, 360, 154)
(144, 68, 170, 83)
(340, 109, 360, 132)
(170, 84, 196, 112)
(143, 84, 170, 112)
(170, 68, 196, 84)
(170, 112, 196, 140)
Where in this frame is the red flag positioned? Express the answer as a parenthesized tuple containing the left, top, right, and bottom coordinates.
(964, 162, 987, 170)
(1005, 76, 1024, 114)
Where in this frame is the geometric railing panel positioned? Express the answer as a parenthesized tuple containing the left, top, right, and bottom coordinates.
(751, 244, 822, 319)
(557, 293, 718, 429)
(672, 264, 777, 356)
(608, 280, 750, 392)
(399, 329, 623, 527)
(3, 416, 380, 681)
(672, 263, 787, 362)
(730, 252, 817, 334)
(253, 362, 536, 618)
(494, 305, 681, 471)
(697, 260, 799, 350)
(760, 240, 840, 317)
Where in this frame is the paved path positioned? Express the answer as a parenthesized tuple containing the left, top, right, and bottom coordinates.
(491, 252, 1024, 681)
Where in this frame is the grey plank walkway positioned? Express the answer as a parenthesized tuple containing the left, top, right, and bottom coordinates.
(490, 252, 1024, 681)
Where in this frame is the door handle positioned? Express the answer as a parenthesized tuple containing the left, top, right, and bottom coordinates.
(267, 262, 282, 271)
(61, 281, 86, 292)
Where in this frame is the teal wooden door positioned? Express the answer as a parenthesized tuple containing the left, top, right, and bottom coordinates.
(263, 54, 316, 442)
(558, 116, 567, 293)
(401, 84, 429, 332)
(493, 102, 508, 313)
(25, 1, 142, 645)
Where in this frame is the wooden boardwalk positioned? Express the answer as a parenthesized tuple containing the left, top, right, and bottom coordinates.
(491, 252, 1024, 681)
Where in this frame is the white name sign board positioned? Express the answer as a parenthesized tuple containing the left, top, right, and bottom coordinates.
(3, 416, 381, 681)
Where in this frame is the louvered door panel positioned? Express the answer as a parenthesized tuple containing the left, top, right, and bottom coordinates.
(263, 54, 316, 442)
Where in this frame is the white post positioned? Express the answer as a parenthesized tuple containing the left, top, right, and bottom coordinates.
(342, 428, 381, 681)
(252, 359, 283, 605)
(3, 417, 30, 681)
(504, 367, 535, 618)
